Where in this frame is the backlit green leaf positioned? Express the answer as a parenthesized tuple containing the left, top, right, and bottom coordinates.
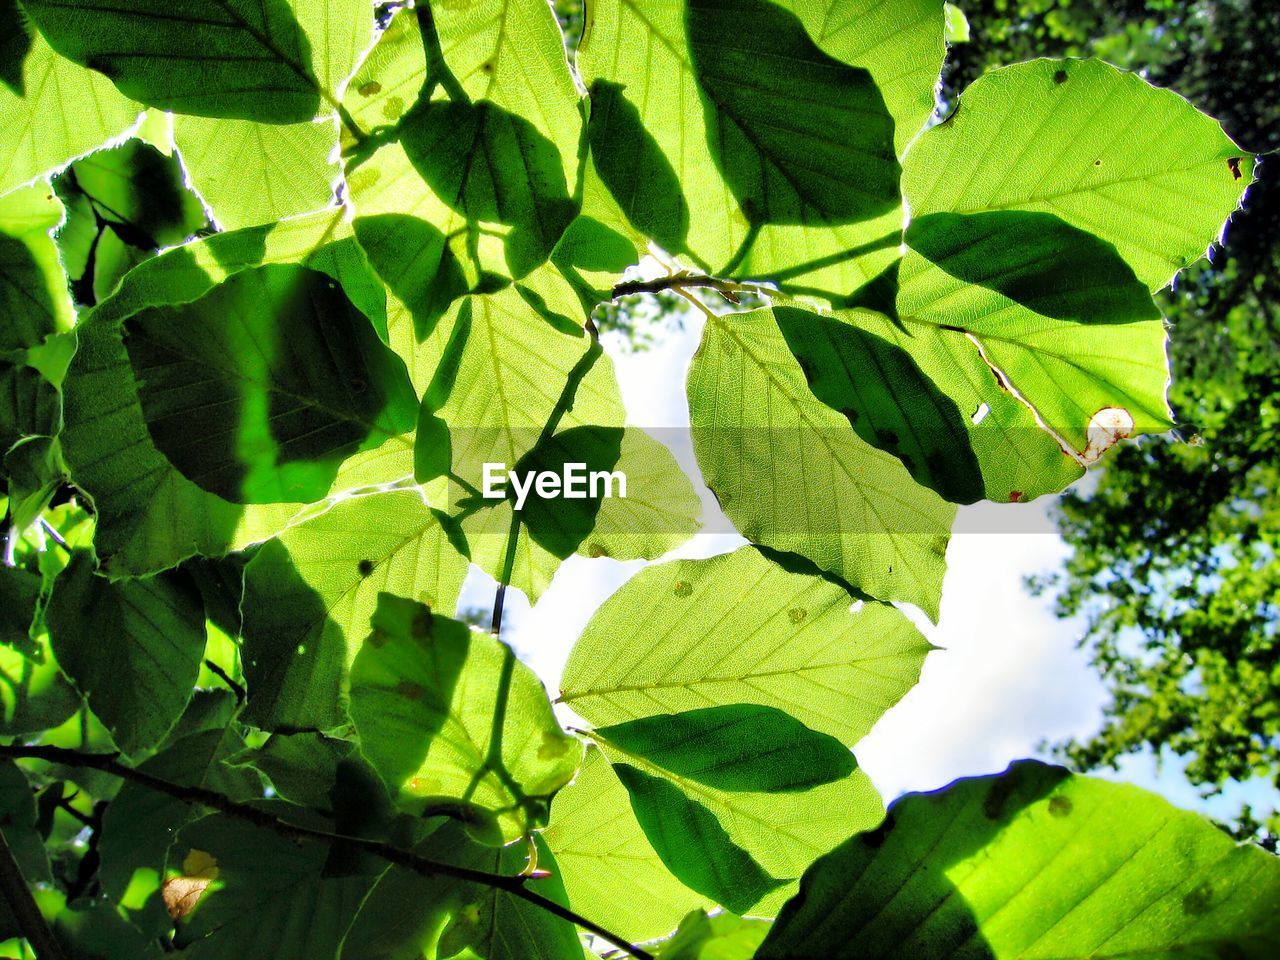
(240, 490, 470, 730)
(23, 0, 328, 123)
(687, 308, 955, 617)
(760, 761, 1280, 959)
(349, 593, 581, 842)
(904, 58, 1254, 291)
(562, 546, 932, 745)
(0, 29, 139, 195)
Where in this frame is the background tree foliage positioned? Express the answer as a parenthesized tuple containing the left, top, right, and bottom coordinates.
(944, 0, 1280, 844)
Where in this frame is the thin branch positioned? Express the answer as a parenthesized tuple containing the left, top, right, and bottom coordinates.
(0, 744, 653, 960)
(0, 826, 67, 960)
(202, 659, 246, 704)
(610, 270, 767, 302)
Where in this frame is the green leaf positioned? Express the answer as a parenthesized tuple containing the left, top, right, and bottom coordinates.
(168, 809, 380, 959)
(349, 593, 581, 842)
(0, 30, 139, 195)
(613, 761, 785, 914)
(595, 705, 855, 793)
(684, 0, 899, 229)
(545, 745, 711, 942)
(173, 116, 339, 229)
(759, 761, 1280, 959)
(55, 139, 210, 302)
(657, 909, 771, 960)
(22, 0, 330, 123)
(0, 361, 60, 457)
(904, 58, 1254, 291)
(0, 627, 79, 737)
(0, 760, 51, 901)
(168, 0, 371, 228)
(45, 550, 207, 754)
(0, 566, 41, 654)
(942, 2, 969, 43)
(59, 210, 398, 575)
(240, 489, 470, 731)
(98, 724, 261, 937)
(346, 1, 582, 326)
(899, 211, 1171, 458)
(578, 0, 938, 299)
(591, 733, 881, 915)
(774, 305, 986, 504)
(414, 286, 602, 491)
(687, 307, 955, 617)
(0, 183, 75, 352)
(341, 823, 583, 960)
(562, 546, 932, 745)
(123, 263, 417, 504)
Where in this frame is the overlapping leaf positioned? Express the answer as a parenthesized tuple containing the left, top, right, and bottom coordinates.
(0, 27, 140, 195)
(687, 308, 954, 617)
(240, 490, 470, 731)
(760, 761, 1280, 958)
(350, 594, 580, 841)
(45, 551, 207, 754)
(23, 0, 327, 123)
(345, 2, 582, 332)
(578, 0, 935, 298)
(59, 209, 406, 575)
(562, 546, 932, 745)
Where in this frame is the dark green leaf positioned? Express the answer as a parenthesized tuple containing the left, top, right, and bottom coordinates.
(613, 762, 785, 915)
(22, 0, 322, 123)
(596, 704, 855, 793)
(685, 0, 900, 229)
(123, 263, 417, 504)
(46, 550, 206, 754)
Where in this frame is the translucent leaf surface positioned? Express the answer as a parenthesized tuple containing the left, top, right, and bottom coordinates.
(760, 761, 1280, 959)
(562, 546, 931, 745)
(240, 490, 470, 730)
(687, 308, 955, 617)
(349, 594, 581, 841)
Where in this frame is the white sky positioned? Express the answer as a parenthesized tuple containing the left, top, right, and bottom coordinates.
(459, 305, 1269, 820)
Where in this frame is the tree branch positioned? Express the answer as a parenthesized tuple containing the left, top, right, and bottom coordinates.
(610, 270, 765, 302)
(0, 744, 653, 960)
(0, 826, 66, 960)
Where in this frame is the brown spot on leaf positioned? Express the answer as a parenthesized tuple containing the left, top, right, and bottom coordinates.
(1009, 490, 1024, 503)
(357, 559, 374, 577)
(1227, 157, 1243, 180)
(481, 61, 495, 74)
(788, 608, 807, 624)
(587, 542, 608, 558)
(673, 580, 693, 597)
(357, 80, 382, 97)
(1093, 159, 1102, 166)
(1053, 69, 1069, 84)
(1048, 794, 1073, 817)
(1182, 881, 1213, 915)
(395, 679, 427, 701)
